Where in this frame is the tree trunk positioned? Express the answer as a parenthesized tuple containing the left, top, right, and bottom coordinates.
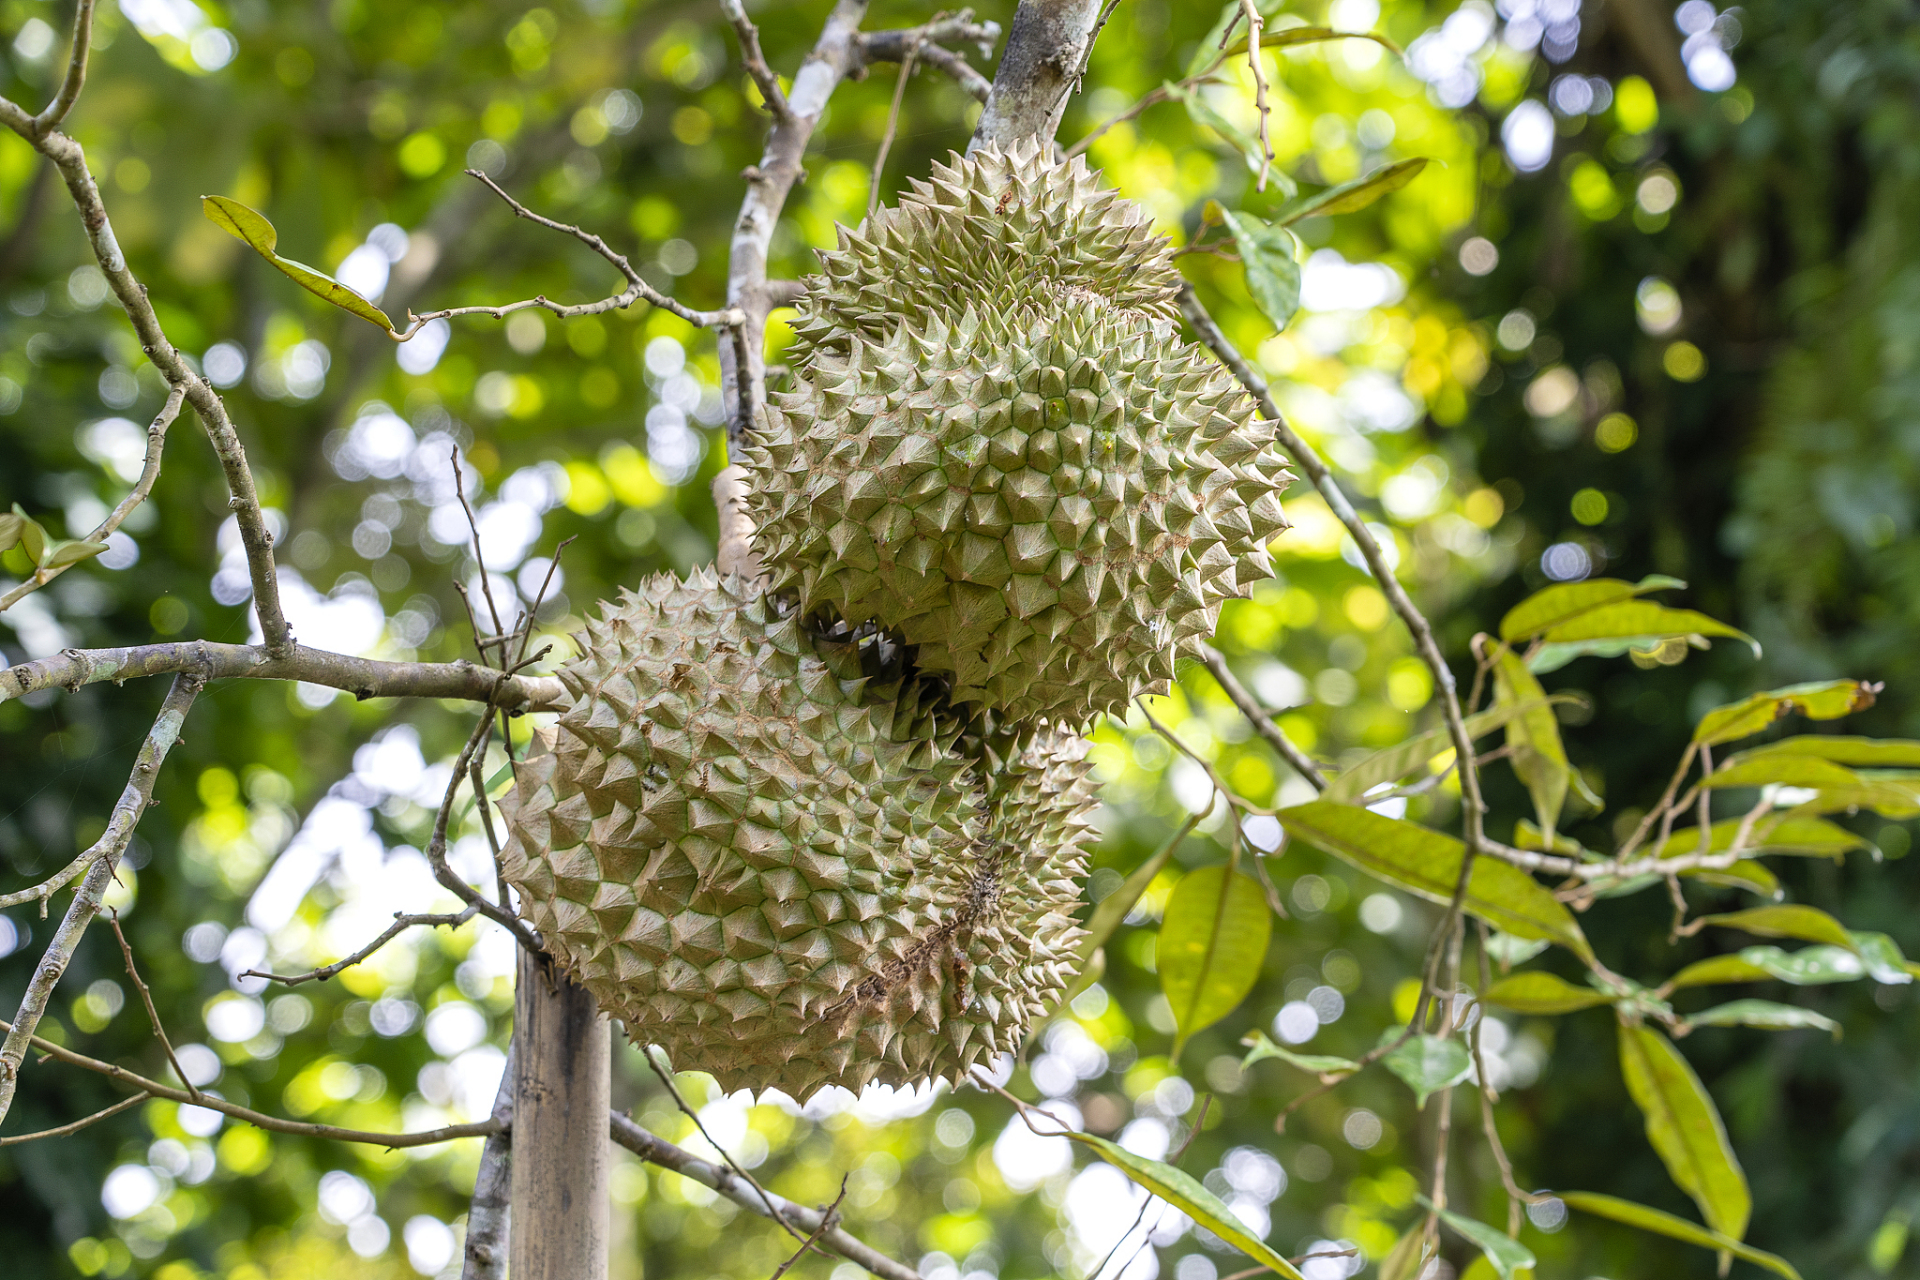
(510, 948, 611, 1280)
(968, 0, 1104, 154)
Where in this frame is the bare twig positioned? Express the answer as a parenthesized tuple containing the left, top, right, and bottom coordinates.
(720, 0, 791, 118)
(1197, 644, 1326, 790)
(769, 1176, 850, 1280)
(242, 905, 480, 987)
(859, 15, 1002, 102)
(428, 712, 540, 950)
(0, 1017, 500, 1147)
(31, 0, 96, 136)
(0, 672, 198, 1126)
(106, 909, 196, 1099)
(642, 1047, 806, 1243)
(1236, 0, 1274, 190)
(0, 1093, 145, 1146)
(461, 1045, 516, 1280)
(869, 29, 926, 218)
(0, 385, 183, 613)
(0, 640, 564, 712)
(397, 171, 743, 338)
(609, 1112, 925, 1280)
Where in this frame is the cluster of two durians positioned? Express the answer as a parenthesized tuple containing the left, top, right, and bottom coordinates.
(499, 142, 1293, 1096)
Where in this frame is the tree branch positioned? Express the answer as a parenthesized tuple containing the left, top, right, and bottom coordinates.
(462, 1044, 516, 1280)
(858, 16, 1003, 103)
(242, 905, 479, 986)
(0, 1092, 143, 1146)
(0, 640, 565, 710)
(608, 1112, 924, 1280)
(967, 0, 1105, 154)
(32, 0, 95, 136)
(0, 673, 198, 1127)
(719, 0, 791, 119)
(107, 909, 197, 1100)
(1196, 644, 1325, 790)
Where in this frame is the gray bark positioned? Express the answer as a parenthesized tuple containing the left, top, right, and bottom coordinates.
(967, 0, 1104, 154)
(510, 949, 610, 1280)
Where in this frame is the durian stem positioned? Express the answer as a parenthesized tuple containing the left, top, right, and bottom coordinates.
(510, 949, 611, 1280)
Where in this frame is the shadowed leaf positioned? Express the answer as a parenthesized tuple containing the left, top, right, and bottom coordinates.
(1558, 1192, 1802, 1278)
(1616, 1020, 1751, 1240)
(1482, 971, 1615, 1015)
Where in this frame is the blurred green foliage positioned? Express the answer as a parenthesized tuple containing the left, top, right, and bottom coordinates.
(1, 2, 1917, 1280)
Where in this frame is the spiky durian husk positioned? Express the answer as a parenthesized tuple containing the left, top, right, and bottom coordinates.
(742, 142, 1292, 726)
(496, 569, 1093, 1098)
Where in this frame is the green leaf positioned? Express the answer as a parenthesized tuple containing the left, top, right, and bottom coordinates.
(203, 195, 396, 332)
(1076, 822, 1190, 976)
(1513, 817, 1585, 856)
(1218, 209, 1300, 331)
(1686, 860, 1782, 899)
(12, 504, 46, 565)
(0, 509, 21, 552)
(1323, 696, 1577, 803)
(1742, 734, 1920, 768)
(1685, 999, 1841, 1038)
(1537, 601, 1759, 657)
(1558, 1191, 1803, 1279)
(1220, 25, 1405, 62)
(1483, 931, 1551, 967)
(1158, 865, 1272, 1059)
(1166, 83, 1280, 186)
(1498, 575, 1687, 642)
(1276, 158, 1428, 225)
(1616, 1021, 1751, 1240)
(1377, 1227, 1432, 1280)
(40, 538, 110, 570)
(1653, 814, 1870, 862)
(1781, 783, 1920, 820)
(1491, 649, 1572, 842)
(1062, 1129, 1308, 1279)
(1482, 970, 1615, 1015)
(1697, 905, 1856, 950)
(1381, 1033, 1472, 1106)
(1276, 801, 1594, 961)
(1185, 1, 1286, 77)
(1420, 1199, 1537, 1280)
(1701, 754, 1863, 791)
(1692, 680, 1879, 746)
(1846, 931, 1918, 985)
(1666, 945, 1867, 991)
(1239, 1030, 1358, 1078)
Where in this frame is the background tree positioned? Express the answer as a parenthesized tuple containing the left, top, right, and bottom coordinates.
(1, 3, 1915, 1280)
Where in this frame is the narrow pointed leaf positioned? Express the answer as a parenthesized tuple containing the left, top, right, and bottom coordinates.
(1685, 860, 1782, 899)
(1653, 814, 1870, 862)
(1537, 601, 1758, 657)
(1419, 1199, 1536, 1280)
(1276, 801, 1593, 961)
(1166, 83, 1283, 187)
(1782, 784, 1920, 820)
(13, 505, 46, 565)
(40, 538, 111, 569)
(1482, 970, 1615, 1015)
(1075, 821, 1192, 975)
(1693, 680, 1878, 746)
(1483, 931, 1551, 966)
(1159, 865, 1272, 1059)
(1377, 1227, 1432, 1280)
(1218, 209, 1300, 330)
(1492, 649, 1571, 841)
(1528, 635, 1688, 674)
(1220, 25, 1405, 61)
(1063, 1128, 1308, 1278)
(1277, 158, 1427, 225)
(1498, 575, 1686, 642)
(1846, 931, 1917, 985)
(1381, 1034, 1471, 1106)
(1324, 696, 1578, 804)
(1697, 905, 1856, 950)
(1558, 1191, 1802, 1278)
(203, 195, 396, 332)
(1616, 1020, 1751, 1240)
(1666, 945, 1866, 991)
(1702, 755, 1862, 791)
(1743, 735, 1920, 768)
(1685, 999, 1840, 1037)
(1240, 1030, 1358, 1078)
(0, 510, 22, 551)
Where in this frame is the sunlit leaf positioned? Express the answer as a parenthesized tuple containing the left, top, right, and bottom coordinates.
(1158, 865, 1272, 1059)
(203, 195, 396, 332)
(1277, 158, 1428, 225)
(1692, 680, 1878, 746)
(1527, 635, 1689, 674)
(1062, 818, 1194, 1009)
(1218, 209, 1300, 330)
(1276, 801, 1594, 961)
(1482, 970, 1615, 1015)
(1165, 83, 1285, 188)
(1558, 1191, 1803, 1279)
(1381, 1033, 1471, 1106)
(1697, 905, 1856, 950)
(1742, 734, 1920, 768)
(1665, 945, 1866, 991)
(1377, 1227, 1432, 1280)
(40, 538, 111, 569)
(1702, 754, 1863, 791)
(1492, 649, 1572, 842)
(1062, 1128, 1308, 1278)
(1653, 814, 1871, 862)
(1483, 931, 1551, 967)
(1685, 860, 1782, 899)
(1616, 1020, 1751, 1240)
(1512, 817, 1585, 855)
(1536, 601, 1758, 656)
(1685, 999, 1841, 1038)
(1420, 1199, 1537, 1280)
(1325, 696, 1579, 804)
(1781, 783, 1920, 820)
(1240, 1030, 1359, 1079)
(1219, 25, 1406, 62)
(12, 504, 46, 566)
(1846, 931, 1918, 985)
(1498, 574, 1686, 642)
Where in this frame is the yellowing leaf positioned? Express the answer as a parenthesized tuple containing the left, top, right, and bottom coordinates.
(1324, 696, 1580, 804)
(1702, 755, 1863, 792)
(203, 195, 396, 332)
(1498, 575, 1686, 641)
(1491, 649, 1572, 842)
(1696, 905, 1856, 950)
(1278, 158, 1428, 225)
(1218, 209, 1300, 330)
(1616, 1021, 1751, 1240)
(1158, 865, 1272, 1059)
(1482, 970, 1615, 1015)
(1537, 601, 1758, 656)
(1742, 734, 1920, 768)
(1685, 999, 1840, 1038)
(1559, 1191, 1802, 1279)
(1276, 801, 1593, 961)
(1692, 680, 1878, 746)
(1652, 814, 1870, 862)
(1062, 1128, 1308, 1278)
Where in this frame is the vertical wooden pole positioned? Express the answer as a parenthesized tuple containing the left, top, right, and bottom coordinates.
(511, 947, 610, 1280)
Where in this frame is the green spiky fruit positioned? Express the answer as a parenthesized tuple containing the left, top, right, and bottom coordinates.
(742, 141, 1293, 725)
(496, 569, 1097, 1098)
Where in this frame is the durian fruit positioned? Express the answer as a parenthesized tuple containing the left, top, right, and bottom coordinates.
(742, 141, 1293, 726)
(496, 569, 1097, 1098)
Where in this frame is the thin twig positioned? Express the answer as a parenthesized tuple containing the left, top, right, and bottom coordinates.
(642, 1048, 807, 1243)
(31, 0, 96, 136)
(428, 711, 540, 951)
(0, 385, 183, 613)
(769, 1176, 850, 1280)
(106, 909, 196, 1099)
(869, 28, 927, 218)
(721, 0, 791, 117)
(0, 673, 198, 1127)
(1236, 0, 1274, 191)
(1197, 644, 1326, 790)
(242, 905, 479, 986)
(0, 1093, 144, 1146)
(609, 1112, 925, 1280)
